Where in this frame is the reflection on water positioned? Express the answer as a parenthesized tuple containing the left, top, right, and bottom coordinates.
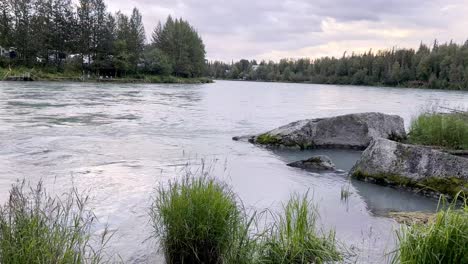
(0, 80, 467, 263)
(352, 180, 438, 214)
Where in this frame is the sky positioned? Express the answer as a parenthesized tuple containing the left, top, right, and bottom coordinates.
(105, 0, 468, 62)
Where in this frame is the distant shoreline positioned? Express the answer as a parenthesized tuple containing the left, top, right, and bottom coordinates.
(214, 78, 468, 91)
(1, 69, 213, 84)
(1, 78, 213, 84)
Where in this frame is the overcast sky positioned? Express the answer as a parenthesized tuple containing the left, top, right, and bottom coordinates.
(106, 0, 468, 62)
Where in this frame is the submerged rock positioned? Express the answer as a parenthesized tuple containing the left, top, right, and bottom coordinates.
(234, 112, 406, 150)
(388, 211, 435, 225)
(350, 138, 468, 197)
(287, 155, 336, 172)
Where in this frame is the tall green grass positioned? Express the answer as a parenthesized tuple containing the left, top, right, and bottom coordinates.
(0, 180, 111, 264)
(408, 112, 468, 150)
(392, 193, 468, 264)
(259, 194, 341, 264)
(151, 169, 342, 264)
(151, 175, 254, 264)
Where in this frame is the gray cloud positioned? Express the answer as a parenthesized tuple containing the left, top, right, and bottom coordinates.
(105, 0, 468, 61)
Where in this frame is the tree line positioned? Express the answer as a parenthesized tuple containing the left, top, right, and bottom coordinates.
(0, 0, 206, 78)
(207, 40, 468, 90)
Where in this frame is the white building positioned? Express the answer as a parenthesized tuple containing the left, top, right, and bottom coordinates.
(0, 46, 9, 57)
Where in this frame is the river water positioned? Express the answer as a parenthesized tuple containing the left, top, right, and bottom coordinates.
(0, 80, 467, 263)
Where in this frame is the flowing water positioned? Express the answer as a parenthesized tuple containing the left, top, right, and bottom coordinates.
(0, 80, 467, 263)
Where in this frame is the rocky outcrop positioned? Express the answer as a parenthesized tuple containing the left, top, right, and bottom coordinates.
(233, 112, 406, 150)
(287, 155, 336, 172)
(350, 138, 468, 197)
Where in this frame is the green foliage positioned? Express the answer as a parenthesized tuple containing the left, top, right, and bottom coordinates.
(392, 194, 468, 264)
(408, 112, 468, 150)
(207, 40, 468, 90)
(0, 180, 111, 264)
(142, 48, 172, 75)
(151, 175, 248, 264)
(2, 1, 205, 79)
(152, 16, 206, 78)
(259, 194, 341, 264)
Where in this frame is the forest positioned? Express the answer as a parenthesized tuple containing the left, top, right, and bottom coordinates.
(207, 41, 468, 90)
(0, 0, 206, 78)
(1, 1, 468, 89)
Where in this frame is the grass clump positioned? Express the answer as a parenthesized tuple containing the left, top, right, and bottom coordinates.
(340, 185, 351, 202)
(0, 180, 111, 264)
(392, 193, 468, 264)
(151, 163, 343, 264)
(259, 194, 341, 264)
(408, 112, 468, 150)
(151, 175, 254, 264)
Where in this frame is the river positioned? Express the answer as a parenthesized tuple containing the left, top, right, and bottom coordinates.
(0, 80, 467, 263)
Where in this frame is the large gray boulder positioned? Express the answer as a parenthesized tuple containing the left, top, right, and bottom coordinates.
(233, 112, 406, 150)
(287, 155, 336, 172)
(350, 138, 468, 197)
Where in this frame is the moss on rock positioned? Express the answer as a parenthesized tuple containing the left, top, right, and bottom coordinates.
(256, 133, 281, 145)
(419, 177, 468, 197)
(352, 170, 467, 198)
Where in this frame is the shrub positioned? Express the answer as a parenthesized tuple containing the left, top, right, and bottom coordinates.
(151, 175, 249, 264)
(393, 193, 468, 264)
(408, 112, 468, 150)
(0, 180, 111, 264)
(259, 194, 341, 264)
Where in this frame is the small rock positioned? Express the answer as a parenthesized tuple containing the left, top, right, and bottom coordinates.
(287, 155, 336, 172)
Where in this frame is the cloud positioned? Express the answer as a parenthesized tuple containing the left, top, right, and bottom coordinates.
(102, 0, 468, 62)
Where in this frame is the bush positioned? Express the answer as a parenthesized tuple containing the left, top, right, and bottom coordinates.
(0, 180, 111, 264)
(408, 112, 468, 150)
(259, 194, 341, 264)
(151, 175, 250, 264)
(393, 193, 468, 264)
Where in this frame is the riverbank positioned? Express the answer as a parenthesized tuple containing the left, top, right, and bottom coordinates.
(2, 175, 466, 264)
(0, 68, 213, 84)
(215, 78, 467, 91)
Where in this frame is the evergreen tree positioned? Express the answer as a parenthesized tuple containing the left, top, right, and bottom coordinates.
(152, 16, 206, 77)
(208, 39, 468, 90)
(0, 1, 11, 47)
(128, 8, 145, 72)
(114, 12, 130, 76)
(77, 0, 92, 68)
(10, 0, 34, 64)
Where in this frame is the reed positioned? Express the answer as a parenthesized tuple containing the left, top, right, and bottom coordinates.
(0, 180, 111, 264)
(151, 174, 254, 264)
(393, 193, 468, 264)
(258, 194, 341, 264)
(408, 111, 468, 150)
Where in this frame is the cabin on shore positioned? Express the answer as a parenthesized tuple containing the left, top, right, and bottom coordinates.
(0, 46, 17, 59)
